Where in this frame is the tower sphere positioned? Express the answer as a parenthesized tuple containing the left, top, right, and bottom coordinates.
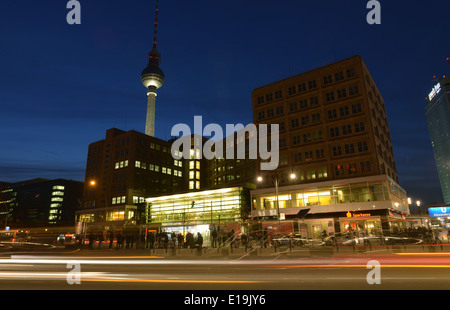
(141, 49, 165, 90)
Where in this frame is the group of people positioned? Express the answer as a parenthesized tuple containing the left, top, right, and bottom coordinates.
(147, 231, 204, 249)
(80, 230, 207, 250)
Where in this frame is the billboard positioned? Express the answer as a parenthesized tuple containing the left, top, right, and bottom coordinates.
(428, 206, 450, 217)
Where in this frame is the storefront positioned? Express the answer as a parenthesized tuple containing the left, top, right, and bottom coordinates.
(250, 175, 409, 238)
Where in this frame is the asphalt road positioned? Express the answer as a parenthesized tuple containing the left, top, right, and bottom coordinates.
(0, 249, 450, 291)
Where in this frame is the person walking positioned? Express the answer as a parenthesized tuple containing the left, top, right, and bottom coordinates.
(211, 228, 218, 248)
(109, 231, 114, 249)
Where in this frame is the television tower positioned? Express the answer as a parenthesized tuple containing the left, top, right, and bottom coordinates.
(141, 0, 165, 137)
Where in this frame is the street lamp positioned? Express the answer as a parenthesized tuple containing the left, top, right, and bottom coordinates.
(257, 172, 296, 234)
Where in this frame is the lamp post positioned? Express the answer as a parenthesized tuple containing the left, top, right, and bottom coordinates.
(257, 172, 296, 235)
(416, 200, 423, 226)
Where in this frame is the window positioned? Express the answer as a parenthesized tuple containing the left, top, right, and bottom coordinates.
(335, 165, 345, 176)
(347, 163, 357, 174)
(306, 169, 316, 180)
(267, 109, 274, 117)
(292, 135, 301, 145)
(328, 109, 337, 120)
(339, 106, 349, 117)
(318, 167, 328, 178)
(303, 133, 312, 143)
(266, 93, 273, 102)
(258, 111, 265, 120)
(354, 122, 365, 133)
(299, 99, 308, 109)
(352, 103, 362, 114)
(301, 116, 309, 126)
(279, 122, 285, 131)
(257, 96, 264, 104)
(305, 151, 313, 161)
(342, 124, 352, 135)
(53, 186, 65, 190)
(361, 161, 372, 173)
(310, 96, 319, 106)
(314, 130, 323, 141)
(135, 161, 141, 168)
(323, 75, 333, 84)
(288, 86, 297, 96)
(332, 146, 342, 156)
(344, 143, 355, 154)
(316, 148, 325, 159)
(337, 88, 347, 99)
(291, 118, 299, 128)
(275, 90, 282, 99)
(335, 71, 344, 81)
(280, 137, 286, 147)
(330, 127, 339, 137)
(326, 92, 335, 102)
(357, 141, 369, 152)
(349, 85, 359, 96)
(294, 152, 302, 163)
(289, 102, 297, 112)
(346, 68, 355, 78)
(276, 106, 283, 115)
(298, 83, 306, 92)
(308, 80, 317, 89)
(312, 113, 321, 123)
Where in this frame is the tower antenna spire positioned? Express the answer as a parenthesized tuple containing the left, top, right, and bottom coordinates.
(153, 0, 159, 49)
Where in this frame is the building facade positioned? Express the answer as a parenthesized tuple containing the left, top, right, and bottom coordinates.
(0, 178, 83, 229)
(77, 128, 192, 233)
(252, 55, 399, 186)
(425, 77, 450, 204)
(249, 56, 408, 237)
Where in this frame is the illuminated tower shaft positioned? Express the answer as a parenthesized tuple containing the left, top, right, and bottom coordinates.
(145, 89, 156, 136)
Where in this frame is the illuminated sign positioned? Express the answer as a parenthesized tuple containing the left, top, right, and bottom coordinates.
(346, 211, 371, 218)
(428, 83, 441, 101)
(428, 206, 450, 217)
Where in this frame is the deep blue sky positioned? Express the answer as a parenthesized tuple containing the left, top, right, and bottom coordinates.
(0, 0, 449, 206)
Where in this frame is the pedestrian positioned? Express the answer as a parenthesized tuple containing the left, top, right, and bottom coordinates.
(177, 233, 184, 249)
(149, 232, 155, 249)
(117, 233, 123, 249)
(195, 232, 203, 249)
(97, 233, 103, 249)
(88, 233, 94, 249)
(109, 231, 114, 249)
(211, 228, 218, 248)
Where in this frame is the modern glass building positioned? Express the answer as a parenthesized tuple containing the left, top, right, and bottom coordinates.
(425, 77, 450, 203)
(145, 187, 251, 245)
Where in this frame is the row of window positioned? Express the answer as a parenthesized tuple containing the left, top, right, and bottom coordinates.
(114, 160, 183, 177)
(335, 161, 372, 177)
(332, 141, 369, 157)
(327, 102, 363, 121)
(329, 121, 366, 138)
(325, 85, 359, 103)
(256, 68, 357, 105)
(257, 91, 361, 123)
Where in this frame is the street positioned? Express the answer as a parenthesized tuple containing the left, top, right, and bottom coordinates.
(1, 245, 450, 291)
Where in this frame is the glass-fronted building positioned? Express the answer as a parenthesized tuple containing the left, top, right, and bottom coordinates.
(145, 187, 250, 246)
(250, 175, 408, 238)
(425, 77, 450, 204)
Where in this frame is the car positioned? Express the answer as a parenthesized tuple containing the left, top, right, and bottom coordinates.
(272, 235, 308, 247)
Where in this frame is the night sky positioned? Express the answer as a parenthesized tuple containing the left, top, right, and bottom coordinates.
(0, 0, 449, 207)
